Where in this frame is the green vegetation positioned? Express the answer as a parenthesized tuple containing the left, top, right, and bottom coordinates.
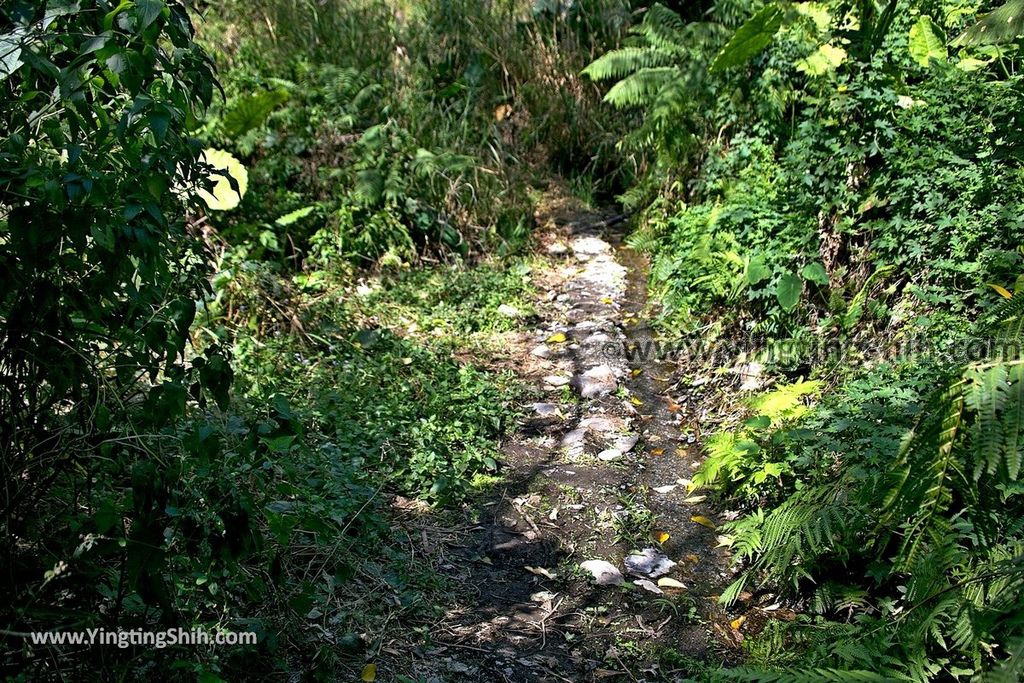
(4, 0, 1024, 679)
(586, 0, 1024, 678)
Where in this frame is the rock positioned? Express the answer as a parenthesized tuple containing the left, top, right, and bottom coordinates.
(597, 448, 622, 461)
(571, 236, 610, 256)
(624, 548, 677, 578)
(497, 303, 521, 318)
(547, 242, 569, 256)
(531, 402, 560, 417)
(580, 559, 623, 586)
(543, 375, 570, 388)
(735, 362, 764, 391)
(612, 433, 639, 453)
(530, 344, 552, 358)
(572, 364, 618, 398)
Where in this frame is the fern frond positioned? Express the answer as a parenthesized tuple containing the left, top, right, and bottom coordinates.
(602, 67, 684, 108)
(581, 47, 674, 81)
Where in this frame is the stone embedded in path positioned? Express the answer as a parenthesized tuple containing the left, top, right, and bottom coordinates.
(624, 548, 677, 579)
(572, 364, 618, 398)
(530, 344, 552, 358)
(597, 448, 622, 461)
(531, 403, 560, 417)
(543, 375, 570, 388)
(570, 236, 611, 256)
(580, 559, 623, 586)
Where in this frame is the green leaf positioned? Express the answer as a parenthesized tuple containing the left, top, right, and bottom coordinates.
(908, 16, 947, 67)
(801, 262, 829, 285)
(776, 271, 803, 311)
(796, 43, 847, 75)
(275, 205, 316, 226)
(222, 89, 290, 138)
(746, 254, 771, 284)
(710, 5, 784, 72)
(955, 0, 1024, 46)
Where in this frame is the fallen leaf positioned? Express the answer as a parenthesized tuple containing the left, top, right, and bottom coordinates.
(600, 297, 613, 304)
(684, 553, 699, 564)
(630, 396, 643, 406)
(634, 579, 663, 594)
(361, 664, 377, 682)
(525, 566, 557, 579)
(691, 515, 716, 530)
(683, 495, 706, 504)
(650, 447, 664, 456)
(652, 530, 670, 544)
(731, 615, 746, 631)
(657, 577, 686, 589)
(631, 368, 643, 377)
(547, 332, 567, 343)
(665, 397, 681, 412)
(716, 535, 734, 547)
(653, 484, 676, 494)
(531, 590, 557, 602)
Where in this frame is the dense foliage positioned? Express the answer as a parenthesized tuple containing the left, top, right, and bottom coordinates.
(585, 0, 1024, 678)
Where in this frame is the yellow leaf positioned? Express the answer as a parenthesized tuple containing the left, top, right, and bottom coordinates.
(989, 283, 1013, 299)
(197, 148, 248, 211)
(657, 577, 686, 589)
(494, 104, 512, 121)
(650, 448, 664, 456)
(731, 616, 746, 631)
(361, 664, 377, 682)
(652, 530, 670, 544)
(684, 553, 699, 564)
(600, 297, 613, 304)
(691, 515, 716, 530)
(631, 368, 643, 377)
(683, 495, 706, 504)
(547, 332, 567, 343)
(630, 396, 643, 406)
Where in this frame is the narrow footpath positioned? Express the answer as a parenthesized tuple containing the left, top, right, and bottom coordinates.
(400, 196, 742, 681)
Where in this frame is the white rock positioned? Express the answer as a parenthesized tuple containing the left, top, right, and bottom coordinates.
(543, 375, 570, 387)
(530, 345, 552, 358)
(624, 548, 677, 578)
(580, 559, 623, 586)
(573, 364, 618, 398)
(531, 403, 560, 417)
(597, 449, 622, 461)
(497, 304, 521, 318)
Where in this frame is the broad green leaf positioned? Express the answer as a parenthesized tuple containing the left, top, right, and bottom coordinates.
(222, 89, 289, 138)
(776, 271, 803, 311)
(796, 43, 847, 75)
(801, 261, 830, 285)
(711, 5, 784, 72)
(909, 16, 947, 67)
(0, 27, 26, 81)
(794, 2, 832, 33)
(955, 0, 1024, 46)
(746, 254, 771, 284)
(197, 148, 248, 211)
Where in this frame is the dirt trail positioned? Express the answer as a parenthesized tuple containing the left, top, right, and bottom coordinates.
(404, 198, 739, 681)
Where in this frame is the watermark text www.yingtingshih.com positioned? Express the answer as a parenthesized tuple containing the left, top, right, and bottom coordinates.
(23, 627, 257, 649)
